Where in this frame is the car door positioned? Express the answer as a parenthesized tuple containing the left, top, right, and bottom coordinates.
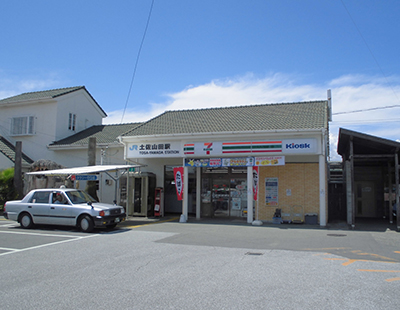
(28, 191, 52, 224)
(49, 192, 73, 226)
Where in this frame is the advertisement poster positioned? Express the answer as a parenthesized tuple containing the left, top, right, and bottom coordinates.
(222, 157, 254, 167)
(252, 166, 259, 200)
(185, 158, 222, 167)
(255, 156, 285, 166)
(265, 177, 278, 206)
(173, 167, 184, 201)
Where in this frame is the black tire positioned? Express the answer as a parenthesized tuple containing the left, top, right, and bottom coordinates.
(20, 213, 34, 229)
(78, 215, 94, 233)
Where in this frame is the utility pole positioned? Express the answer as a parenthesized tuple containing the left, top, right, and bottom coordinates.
(86, 137, 99, 200)
(14, 141, 23, 199)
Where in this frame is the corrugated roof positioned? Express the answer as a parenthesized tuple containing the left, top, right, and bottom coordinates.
(0, 136, 34, 166)
(50, 123, 142, 146)
(0, 86, 107, 117)
(122, 101, 328, 137)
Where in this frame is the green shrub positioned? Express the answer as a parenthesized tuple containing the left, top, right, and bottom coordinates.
(0, 168, 18, 206)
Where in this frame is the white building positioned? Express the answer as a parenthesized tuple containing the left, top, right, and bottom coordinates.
(0, 86, 107, 169)
(119, 101, 331, 225)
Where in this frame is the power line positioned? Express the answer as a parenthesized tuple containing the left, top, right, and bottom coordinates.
(121, 0, 155, 123)
(340, 0, 400, 104)
(333, 104, 400, 116)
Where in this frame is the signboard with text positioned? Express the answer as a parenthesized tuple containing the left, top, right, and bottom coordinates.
(127, 142, 181, 158)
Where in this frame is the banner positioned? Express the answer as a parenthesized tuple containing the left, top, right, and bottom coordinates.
(254, 156, 285, 166)
(252, 166, 259, 200)
(173, 167, 184, 201)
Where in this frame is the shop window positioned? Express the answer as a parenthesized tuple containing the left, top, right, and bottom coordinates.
(202, 167, 228, 174)
(232, 167, 247, 174)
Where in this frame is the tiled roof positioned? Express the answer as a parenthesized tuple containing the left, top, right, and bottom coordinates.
(122, 101, 329, 137)
(0, 136, 34, 166)
(0, 86, 107, 116)
(50, 123, 143, 146)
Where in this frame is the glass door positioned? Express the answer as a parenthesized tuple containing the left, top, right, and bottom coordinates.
(212, 178, 230, 216)
(230, 178, 247, 217)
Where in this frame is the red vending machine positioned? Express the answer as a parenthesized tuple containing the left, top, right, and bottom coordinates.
(154, 187, 164, 217)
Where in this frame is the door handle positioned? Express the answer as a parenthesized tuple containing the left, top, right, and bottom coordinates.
(51, 207, 55, 209)
(28, 206, 32, 208)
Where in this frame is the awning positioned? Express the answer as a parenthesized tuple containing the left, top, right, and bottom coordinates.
(26, 164, 145, 176)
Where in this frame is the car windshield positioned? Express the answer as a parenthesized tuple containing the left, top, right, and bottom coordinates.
(65, 190, 97, 204)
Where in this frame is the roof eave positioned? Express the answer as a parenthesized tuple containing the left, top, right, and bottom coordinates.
(119, 128, 325, 142)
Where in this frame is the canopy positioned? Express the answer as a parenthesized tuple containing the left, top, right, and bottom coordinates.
(26, 164, 145, 176)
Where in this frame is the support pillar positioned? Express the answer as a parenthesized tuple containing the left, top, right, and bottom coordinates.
(196, 167, 201, 219)
(395, 151, 399, 231)
(181, 165, 189, 222)
(319, 154, 327, 226)
(247, 166, 253, 224)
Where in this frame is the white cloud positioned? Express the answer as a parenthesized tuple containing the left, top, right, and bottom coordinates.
(0, 71, 63, 100)
(106, 73, 400, 160)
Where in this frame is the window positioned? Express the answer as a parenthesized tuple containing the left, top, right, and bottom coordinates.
(11, 116, 35, 135)
(29, 191, 51, 203)
(68, 113, 76, 131)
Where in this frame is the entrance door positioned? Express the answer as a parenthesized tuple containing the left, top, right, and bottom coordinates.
(230, 178, 247, 217)
(211, 177, 247, 217)
(212, 178, 230, 216)
(133, 177, 143, 215)
(356, 181, 376, 217)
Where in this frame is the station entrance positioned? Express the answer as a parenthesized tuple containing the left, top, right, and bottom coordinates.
(201, 167, 248, 217)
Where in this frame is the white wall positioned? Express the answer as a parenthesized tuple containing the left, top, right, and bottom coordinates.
(0, 89, 106, 171)
(0, 100, 58, 166)
(55, 89, 105, 141)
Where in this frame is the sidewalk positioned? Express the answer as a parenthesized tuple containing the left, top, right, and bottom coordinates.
(121, 214, 399, 232)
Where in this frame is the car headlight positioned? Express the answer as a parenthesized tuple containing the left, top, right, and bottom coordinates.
(120, 207, 125, 214)
(99, 210, 110, 216)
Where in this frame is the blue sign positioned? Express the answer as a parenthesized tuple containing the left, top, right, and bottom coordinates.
(75, 175, 98, 181)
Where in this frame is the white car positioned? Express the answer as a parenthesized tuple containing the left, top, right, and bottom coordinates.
(3, 188, 126, 232)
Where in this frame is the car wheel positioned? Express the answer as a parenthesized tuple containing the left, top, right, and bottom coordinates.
(79, 215, 94, 233)
(20, 213, 33, 229)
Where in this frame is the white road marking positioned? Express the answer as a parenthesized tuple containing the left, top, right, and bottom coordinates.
(0, 223, 18, 227)
(0, 232, 98, 257)
(0, 230, 90, 238)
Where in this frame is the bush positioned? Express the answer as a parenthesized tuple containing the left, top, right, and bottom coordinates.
(0, 168, 18, 206)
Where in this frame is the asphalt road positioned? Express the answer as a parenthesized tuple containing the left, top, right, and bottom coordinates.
(1, 217, 399, 309)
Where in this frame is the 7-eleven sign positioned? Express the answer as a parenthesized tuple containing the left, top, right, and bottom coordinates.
(203, 142, 213, 155)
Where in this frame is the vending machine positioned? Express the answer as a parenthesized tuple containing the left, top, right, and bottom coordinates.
(154, 187, 164, 217)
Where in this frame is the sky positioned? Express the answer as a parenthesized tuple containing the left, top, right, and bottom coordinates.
(1, 0, 400, 160)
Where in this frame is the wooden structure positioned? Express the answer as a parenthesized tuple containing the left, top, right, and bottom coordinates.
(337, 128, 400, 230)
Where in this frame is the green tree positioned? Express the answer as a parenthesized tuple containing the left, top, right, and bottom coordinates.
(0, 168, 18, 207)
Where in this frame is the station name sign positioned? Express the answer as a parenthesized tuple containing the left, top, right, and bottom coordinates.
(127, 142, 182, 158)
(126, 139, 317, 159)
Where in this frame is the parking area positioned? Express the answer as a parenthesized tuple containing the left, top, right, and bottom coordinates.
(1, 216, 400, 309)
(0, 218, 133, 257)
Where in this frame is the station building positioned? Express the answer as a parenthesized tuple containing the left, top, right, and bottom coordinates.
(119, 99, 331, 226)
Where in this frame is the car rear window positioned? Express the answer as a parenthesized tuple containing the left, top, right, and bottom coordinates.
(30, 191, 51, 203)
